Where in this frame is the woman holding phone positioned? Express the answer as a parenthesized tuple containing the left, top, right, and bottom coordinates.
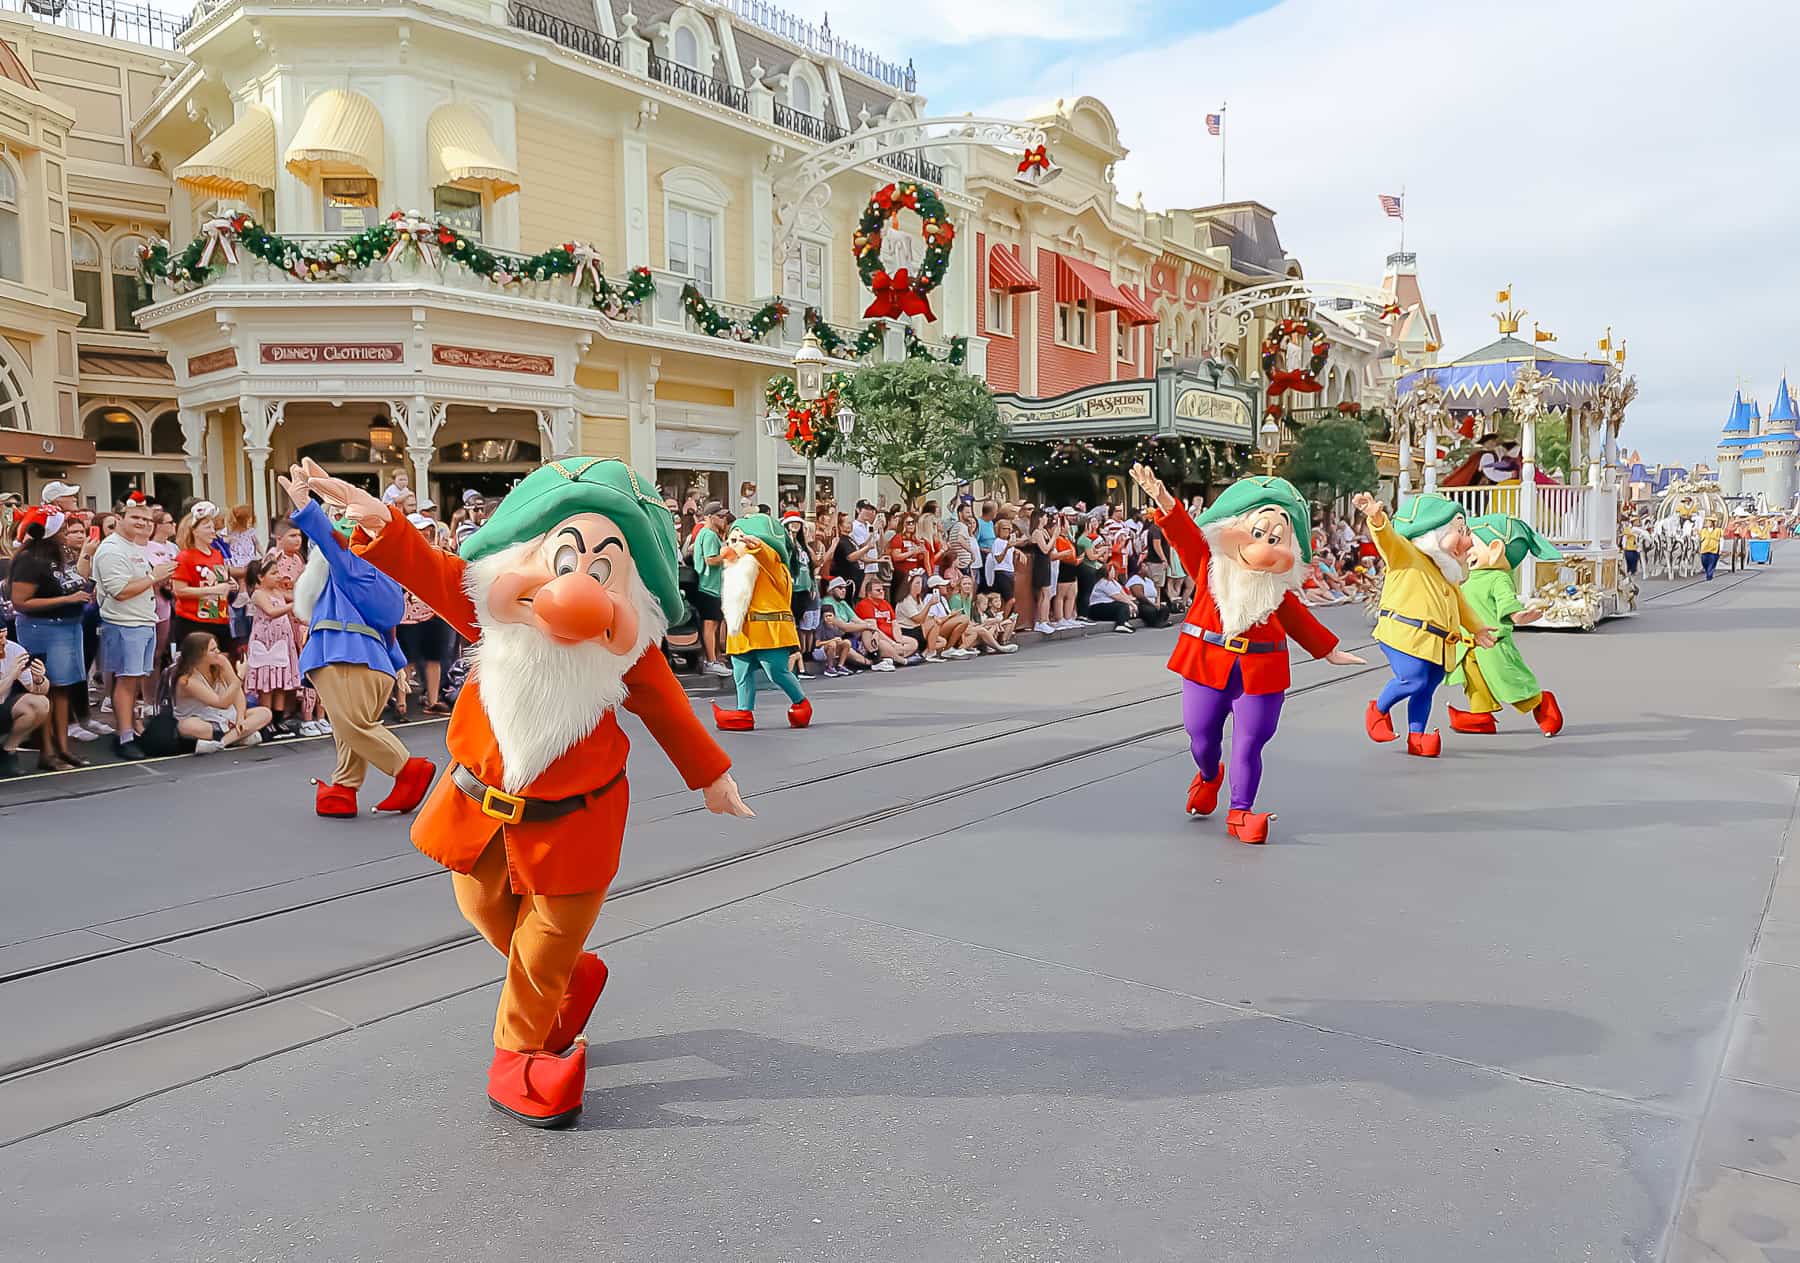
(7, 515, 91, 768)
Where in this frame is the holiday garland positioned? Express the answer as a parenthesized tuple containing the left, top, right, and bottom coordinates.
(806, 309, 890, 360)
(680, 284, 789, 342)
(139, 211, 656, 316)
(855, 181, 955, 321)
(1260, 317, 1330, 399)
(765, 372, 852, 461)
(903, 327, 969, 367)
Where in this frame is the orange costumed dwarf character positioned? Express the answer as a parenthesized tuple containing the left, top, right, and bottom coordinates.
(291, 456, 752, 1128)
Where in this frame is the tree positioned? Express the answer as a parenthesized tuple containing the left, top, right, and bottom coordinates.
(1536, 412, 1571, 480)
(1281, 418, 1380, 506)
(837, 359, 1007, 509)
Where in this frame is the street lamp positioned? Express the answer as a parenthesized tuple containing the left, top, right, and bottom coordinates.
(1258, 414, 1284, 476)
(793, 333, 826, 402)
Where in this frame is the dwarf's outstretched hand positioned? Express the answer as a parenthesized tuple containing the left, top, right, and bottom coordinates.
(300, 458, 389, 533)
(704, 771, 754, 818)
(1350, 491, 1382, 518)
(1325, 649, 1367, 666)
(1129, 463, 1177, 513)
(1472, 628, 1499, 649)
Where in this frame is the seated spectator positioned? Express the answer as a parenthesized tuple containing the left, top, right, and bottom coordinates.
(171, 632, 272, 754)
(855, 573, 922, 666)
(893, 571, 952, 661)
(0, 622, 51, 776)
(921, 573, 978, 659)
(975, 592, 1020, 651)
(1124, 562, 1172, 628)
(820, 576, 900, 671)
(1085, 563, 1139, 633)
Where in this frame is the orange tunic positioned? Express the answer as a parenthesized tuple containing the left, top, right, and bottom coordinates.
(359, 506, 731, 895)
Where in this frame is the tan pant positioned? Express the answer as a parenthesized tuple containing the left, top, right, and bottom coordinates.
(453, 833, 607, 1053)
(307, 663, 409, 788)
(1460, 654, 1541, 716)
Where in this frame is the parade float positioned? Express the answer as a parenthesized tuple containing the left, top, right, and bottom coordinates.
(1637, 478, 1727, 580)
(1394, 296, 1638, 630)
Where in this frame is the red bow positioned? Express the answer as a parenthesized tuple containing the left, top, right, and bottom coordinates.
(864, 269, 935, 320)
(1268, 370, 1322, 398)
(871, 183, 897, 213)
(786, 409, 815, 443)
(1018, 145, 1050, 173)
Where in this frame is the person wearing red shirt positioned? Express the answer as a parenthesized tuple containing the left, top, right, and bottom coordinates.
(170, 503, 236, 653)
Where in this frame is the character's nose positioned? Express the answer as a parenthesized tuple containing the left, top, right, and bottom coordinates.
(531, 571, 617, 645)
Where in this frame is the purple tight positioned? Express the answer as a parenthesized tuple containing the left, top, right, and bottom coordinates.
(1181, 669, 1286, 812)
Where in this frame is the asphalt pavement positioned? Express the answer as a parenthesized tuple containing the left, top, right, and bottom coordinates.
(0, 565, 1794, 1261)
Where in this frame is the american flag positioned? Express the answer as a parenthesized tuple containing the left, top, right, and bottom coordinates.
(1205, 114, 1222, 136)
(1378, 193, 1404, 219)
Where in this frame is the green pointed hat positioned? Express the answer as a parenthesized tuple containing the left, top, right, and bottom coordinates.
(729, 511, 790, 567)
(1391, 493, 1465, 541)
(1196, 475, 1314, 562)
(462, 457, 686, 624)
(1469, 513, 1563, 570)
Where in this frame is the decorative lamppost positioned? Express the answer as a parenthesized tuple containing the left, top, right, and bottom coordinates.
(764, 333, 857, 518)
(1257, 412, 1284, 476)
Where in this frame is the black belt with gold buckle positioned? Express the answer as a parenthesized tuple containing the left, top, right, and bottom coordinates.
(1180, 624, 1284, 654)
(451, 763, 625, 825)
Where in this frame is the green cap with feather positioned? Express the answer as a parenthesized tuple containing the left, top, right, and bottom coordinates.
(1468, 513, 1563, 570)
(1390, 493, 1465, 541)
(462, 457, 686, 624)
(1195, 475, 1314, 563)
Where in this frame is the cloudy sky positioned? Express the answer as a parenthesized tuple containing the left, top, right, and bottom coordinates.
(822, 0, 1800, 465)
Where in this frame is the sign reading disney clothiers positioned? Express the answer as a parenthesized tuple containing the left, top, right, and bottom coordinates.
(259, 342, 405, 365)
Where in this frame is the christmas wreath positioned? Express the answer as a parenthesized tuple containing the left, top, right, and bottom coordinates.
(765, 372, 851, 460)
(1260, 317, 1329, 399)
(855, 181, 954, 321)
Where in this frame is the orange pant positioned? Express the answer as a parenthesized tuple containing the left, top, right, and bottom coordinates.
(452, 833, 607, 1053)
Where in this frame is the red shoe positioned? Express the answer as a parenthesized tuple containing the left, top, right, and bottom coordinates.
(373, 756, 437, 814)
(1365, 700, 1398, 743)
(787, 697, 813, 729)
(1226, 809, 1272, 844)
(712, 703, 754, 731)
(1406, 730, 1442, 758)
(313, 780, 358, 818)
(1186, 763, 1224, 817)
(1448, 707, 1497, 735)
(545, 953, 609, 1055)
(486, 1041, 587, 1128)
(1533, 690, 1564, 738)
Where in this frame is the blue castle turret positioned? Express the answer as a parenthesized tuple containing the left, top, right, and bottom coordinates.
(1717, 379, 1799, 506)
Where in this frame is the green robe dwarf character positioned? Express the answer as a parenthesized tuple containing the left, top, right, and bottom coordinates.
(1446, 514, 1565, 737)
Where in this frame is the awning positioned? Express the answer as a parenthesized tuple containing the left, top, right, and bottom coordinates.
(1114, 284, 1159, 328)
(284, 89, 384, 179)
(427, 104, 520, 197)
(175, 106, 276, 199)
(0, 431, 95, 467)
(1056, 255, 1158, 326)
(986, 244, 1039, 293)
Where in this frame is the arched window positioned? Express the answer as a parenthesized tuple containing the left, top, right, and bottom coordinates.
(85, 406, 143, 453)
(672, 24, 700, 69)
(71, 229, 102, 329)
(150, 410, 185, 454)
(790, 75, 814, 117)
(0, 162, 20, 282)
(0, 348, 25, 430)
(110, 235, 149, 331)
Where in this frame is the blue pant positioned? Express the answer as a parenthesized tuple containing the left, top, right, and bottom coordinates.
(1701, 551, 1718, 579)
(1376, 643, 1446, 734)
(732, 647, 806, 710)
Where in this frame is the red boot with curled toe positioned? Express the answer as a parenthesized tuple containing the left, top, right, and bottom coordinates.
(486, 1040, 588, 1129)
(712, 703, 754, 732)
(1406, 730, 1442, 758)
(787, 698, 813, 729)
(1186, 764, 1224, 817)
(373, 756, 437, 814)
(1226, 809, 1272, 845)
(1365, 701, 1397, 743)
(546, 952, 609, 1055)
(1532, 691, 1564, 738)
(1448, 707, 1497, 735)
(313, 780, 358, 818)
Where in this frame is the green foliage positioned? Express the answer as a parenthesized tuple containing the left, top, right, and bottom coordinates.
(1536, 412, 1571, 479)
(1281, 418, 1380, 504)
(837, 360, 1005, 509)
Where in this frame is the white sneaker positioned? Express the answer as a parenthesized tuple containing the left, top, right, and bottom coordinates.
(194, 739, 224, 755)
(1034, 622, 1055, 634)
(922, 651, 943, 662)
(67, 723, 98, 742)
(872, 659, 897, 672)
(1113, 624, 1136, 634)
(236, 730, 264, 748)
(85, 718, 115, 736)
(704, 660, 734, 677)
(1057, 618, 1080, 630)
(316, 719, 333, 734)
(998, 643, 1020, 653)
(943, 648, 971, 660)
(298, 720, 325, 737)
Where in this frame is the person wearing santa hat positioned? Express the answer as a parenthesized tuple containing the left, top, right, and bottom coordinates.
(289, 455, 750, 1128)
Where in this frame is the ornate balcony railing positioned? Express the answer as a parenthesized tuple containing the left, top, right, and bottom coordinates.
(1, 0, 184, 49)
(722, 0, 915, 92)
(773, 102, 846, 145)
(876, 147, 944, 186)
(506, 1, 621, 65)
(648, 50, 749, 114)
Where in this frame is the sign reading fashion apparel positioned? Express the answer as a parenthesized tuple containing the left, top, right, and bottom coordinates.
(258, 342, 405, 365)
(996, 368, 1256, 444)
(431, 345, 555, 376)
(996, 385, 1155, 436)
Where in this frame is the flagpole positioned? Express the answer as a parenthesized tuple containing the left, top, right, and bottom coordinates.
(1399, 182, 1406, 254)
(1219, 101, 1227, 203)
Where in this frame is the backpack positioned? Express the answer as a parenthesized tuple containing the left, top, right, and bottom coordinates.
(135, 664, 185, 757)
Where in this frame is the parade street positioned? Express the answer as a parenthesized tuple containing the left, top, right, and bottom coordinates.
(0, 567, 1793, 1263)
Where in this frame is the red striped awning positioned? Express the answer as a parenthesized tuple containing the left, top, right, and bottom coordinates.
(986, 244, 1039, 293)
(1056, 255, 1158, 326)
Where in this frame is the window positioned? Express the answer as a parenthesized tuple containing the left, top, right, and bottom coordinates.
(434, 186, 483, 240)
(986, 288, 1012, 336)
(150, 411, 184, 455)
(672, 24, 700, 70)
(783, 239, 826, 310)
(0, 162, 19, 282)
(110, 236, 148, 331)
(0, 349, 25, 429)
(85, 407, 142, 453)
(259, 188, 277, 232)
(322, 177, 378, 232)
(71, 229, 102, 329)
(790, 75, 814, 117)
(668, 205, 717, 296)
(1116, 318, 1133, 362)
(1056, 299, 1092, 350)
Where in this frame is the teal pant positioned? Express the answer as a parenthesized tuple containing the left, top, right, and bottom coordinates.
(732, 647, 806, 710)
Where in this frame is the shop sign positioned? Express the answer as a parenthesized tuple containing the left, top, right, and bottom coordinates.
(431, 345, 554, 376)
(998, 386, 1153, 429)
(258, 342, 405, 365)
(1173, 385, 1254, 442)
(186, 347, 237, 376)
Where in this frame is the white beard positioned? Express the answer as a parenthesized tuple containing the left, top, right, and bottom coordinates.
(293, 545, 330, 623)
(1417, 528, 1469, 585)
(1201, 522, 1302, 639)
(720, 551, 759, 639)
(463, 539, 669, 793)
